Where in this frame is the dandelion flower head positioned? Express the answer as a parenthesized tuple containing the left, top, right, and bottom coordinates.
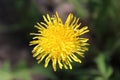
(30, 12, 89, 71)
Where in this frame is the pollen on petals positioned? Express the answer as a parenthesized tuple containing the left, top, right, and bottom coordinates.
(30, 12, 89, 71)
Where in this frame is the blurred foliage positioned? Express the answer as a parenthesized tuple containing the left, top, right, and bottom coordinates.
(0, 0, 120, 80)
(67, 0, 89, 18)
(0, 62, 12, 80)
(0, 61, 57, 80)
(94, 54, 113, 80)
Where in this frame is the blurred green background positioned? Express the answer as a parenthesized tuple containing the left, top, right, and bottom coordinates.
(0, 0, 120, 80)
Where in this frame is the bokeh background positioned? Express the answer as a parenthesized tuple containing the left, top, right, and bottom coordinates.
(0, 0, 120, 80)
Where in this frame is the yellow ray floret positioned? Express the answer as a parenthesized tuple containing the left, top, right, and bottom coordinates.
(30, 12, 89, 71)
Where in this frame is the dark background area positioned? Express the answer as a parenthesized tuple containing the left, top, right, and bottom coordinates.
(0, 0, 120, 80)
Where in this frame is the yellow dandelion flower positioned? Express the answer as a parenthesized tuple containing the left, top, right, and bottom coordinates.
(30, 12, 89, 71)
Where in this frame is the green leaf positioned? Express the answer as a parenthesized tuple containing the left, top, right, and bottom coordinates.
(95, 54, 106, 75)
(106, 66, 113, 78)
(94, 53, 113, 80)
(94, 76, 103, 80)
